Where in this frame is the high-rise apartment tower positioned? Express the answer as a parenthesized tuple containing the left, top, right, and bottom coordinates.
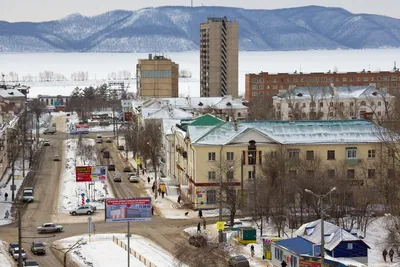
(200, 17, 238, 98)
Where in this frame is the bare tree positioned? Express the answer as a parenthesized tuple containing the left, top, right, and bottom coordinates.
(247, 97, 276, 120)
(29, 99, 47, 148)
(76, 137, 95, 165)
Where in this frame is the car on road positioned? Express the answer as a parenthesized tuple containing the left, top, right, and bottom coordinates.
(70, 205, 96, 216)
(31, 241, 46, 255)
(54, 155, 60, 161)
(43, 140, 50, 146)
(24, 259, 39, 267)
(106, 137, 112, 143)
(113, 173, 122, 182)
(96, 135, 102, 143)
(12, 247, 27, 261)
(123, 166, 132, 172)
(108, 164, 115, 171)
(118, 145, 124, 151)
(128, 173, 139, 183)
(37, 223, 63, 233)
(8, 242, 18, 254)
(43, 127, 56, 135)
(228, 255, 250, 267)
(22, 188, 34, 203)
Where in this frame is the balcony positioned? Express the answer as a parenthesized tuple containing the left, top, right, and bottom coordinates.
(345, 158, 362, 165)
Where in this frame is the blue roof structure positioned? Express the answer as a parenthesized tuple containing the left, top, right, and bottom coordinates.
(275, 237, 314, 255)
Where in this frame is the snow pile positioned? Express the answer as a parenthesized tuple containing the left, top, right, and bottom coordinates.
(58, 139, 113, 212)
(0, 241, 14, 266)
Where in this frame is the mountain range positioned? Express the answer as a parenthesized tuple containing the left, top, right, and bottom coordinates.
(1, 5, 400, 52)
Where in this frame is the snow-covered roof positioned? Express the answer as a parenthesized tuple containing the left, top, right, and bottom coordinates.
(273, 86, 394, 101)
(162, 119, 181, 135)
(0, 89, 25, 98)
(295, 219, 368, 251)
(143, 107, 193, 119)
(188, 119, 384, 145)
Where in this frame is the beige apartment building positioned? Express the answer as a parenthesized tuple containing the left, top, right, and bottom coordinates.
(200, 17, 238, 98)
(136, 54, 179, 98)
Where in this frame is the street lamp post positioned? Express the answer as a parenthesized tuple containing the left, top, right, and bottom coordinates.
(305, 187, 336, 267)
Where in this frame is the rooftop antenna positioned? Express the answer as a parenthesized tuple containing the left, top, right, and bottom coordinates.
(394, 61, 397, 71)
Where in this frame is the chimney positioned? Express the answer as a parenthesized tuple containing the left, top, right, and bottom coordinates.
(148, 54, 153, 60)
(233, 119, 238, 131)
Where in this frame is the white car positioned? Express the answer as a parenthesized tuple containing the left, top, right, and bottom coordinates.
(128, 173, 139, 183)
(70, 205, 96, 216)
(37, 223, 63, 233)
(43, 140, 50, 146)
(12, 247, 27, 261)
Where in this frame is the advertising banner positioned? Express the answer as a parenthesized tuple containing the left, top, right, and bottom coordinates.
(105, 197, 152, 222)
(70, 124, 89, 135)
(76, 166, 107, 182)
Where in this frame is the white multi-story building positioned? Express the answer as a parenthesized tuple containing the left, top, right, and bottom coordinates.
(273, 85, 395, 121)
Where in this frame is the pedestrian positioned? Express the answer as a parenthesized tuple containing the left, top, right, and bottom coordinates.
(158, 188, 161, 194)
(197, 222, 201, 234)
(251, 245, 255, 257)
(203, 218, 206, 230)
(147, 177, 150, 183)
(142, 168, 145, 175)
(389, 248, 394, 262)
(161, 191, 165, 198)
(281, 260, 287, 267)
(152, 184, 155, 194)
(177, 195, 181, 204)
(383, 249, 388, 262)
(151, 206, 154, 215)
(198, 209, 203, 219)
(4, 210, 9, 219)
(4, 192, 8, 202)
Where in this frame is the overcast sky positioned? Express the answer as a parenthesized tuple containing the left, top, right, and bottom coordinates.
(1, 0, 400, 22)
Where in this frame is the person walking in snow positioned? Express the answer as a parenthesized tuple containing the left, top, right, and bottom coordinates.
(383, 249, 388, 262)
(203, 218, 206, 230)
(4, 210, 9, 219)
(198, 209, 203, 219)
(147, 177, 150, 184)
(197, 222, 201, 234)
(152, 184, 155, 194)
(390, 249, 395, 262)
(177, 195, 181, 204)
(151, 206, 155, 216)
(251, 245, 255, 257)
(4, 192, 8, 202)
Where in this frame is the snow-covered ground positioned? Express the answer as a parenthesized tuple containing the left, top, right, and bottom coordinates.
(0, 241, 14, 266)
(58, 139, 114, 213)
(54, 234, 179, 267)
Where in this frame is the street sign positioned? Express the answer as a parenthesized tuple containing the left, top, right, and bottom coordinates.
(216, 221, 225, 231)
(136, 158, 141, 165)
(81, 193, 85, 197)
(86, 199, 90, 203)
(10, 185, 16, 191)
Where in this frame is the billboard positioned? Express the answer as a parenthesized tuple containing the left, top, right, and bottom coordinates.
(105, 197, 152, 222)
(70, 124, 89, 135)
(76, 166, 107, 182)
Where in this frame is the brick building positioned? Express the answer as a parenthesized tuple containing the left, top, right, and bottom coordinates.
(245, 69, 400, 102)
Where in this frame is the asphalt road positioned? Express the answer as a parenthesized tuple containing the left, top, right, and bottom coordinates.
(0, 129, 209, 267)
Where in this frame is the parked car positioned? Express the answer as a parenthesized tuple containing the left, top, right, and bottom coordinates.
(96, 135, 102, 144)
(8, 242, 18, 254)
(43, 140, 50, 146)
(118, 145, 124, 151)
(106, 137, 112, 143)
(128, 173, 139, 183)
(70, 205, 96, 216)
(24, 259, 39, 267)
(228, 255, 250, 267)
(53, 155, 60, 161)
(123, 166, 132, 172)
(37, 223, 63, 233)
(43, 127, 56, 135)
(113, 173, 122, 182)
(22, 188, 34, 203)
(12, 247, 27, 261)
(66, 113, 70, 117)
(31, 241, 46, 255)
(108, 164, 115, 171)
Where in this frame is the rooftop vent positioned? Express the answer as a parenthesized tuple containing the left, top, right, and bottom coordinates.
(297, 93, 303, 97)
(372, 92, 378, 96)
(8, 92, 14, 95)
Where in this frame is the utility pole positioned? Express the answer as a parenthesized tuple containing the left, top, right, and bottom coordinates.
(18, 202, 22, 267)
(218, 146, 223, 243)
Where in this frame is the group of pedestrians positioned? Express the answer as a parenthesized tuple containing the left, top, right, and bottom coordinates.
(196, 210, 207, 233)
(383, 248, 396, 262)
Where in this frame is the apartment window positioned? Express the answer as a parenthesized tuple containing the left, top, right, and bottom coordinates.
(346, 148, 357, 159)
(383, 76, 389, 81)
(377, 76, 382, 81)
(302, 103, 306, 108)
(226, 169, 234, 180)
(142, 70, 172, 78)
(208, 171, 216, 180)
(206, 190, 216, 204)
(327, 170, 335, 178)
(251, 78, 258, 83)
(259, 92, 264, 96)
(273, 85, 278, 89)
(226, 152, 234, 161)
(340, 102, 344, 106)
(248, 151, 256, 165)
(349, 77, 354, 81)
(371, 77, 374, 81)
(248, 171, 255, 179)
(392, 83, 397, 87)
(310, 102, 316, 108)
(342, 77, 347, 82)
(273, 79, 277, 83)
(357, 77, 361, 81)
(368, 150, 376, 158)
(259, 78, 264, 83)
(378, 111, 382, 116)
(329, 112, 334, 117)
(327, 150, 335, 160)
(350, 102, 354, 106)
(363, 77, 369, 81)
(45, 99, 49, 105)
(306, 151, 314, 160)
(360, 101, 366, 106)
(51, 99, 54, 105)
(319, 102, 324, 108)
(392, 76, 398, 81)
(294, 78, 298, 82)
(388, 148, 396, 158)
(350, 111, 354, 117)
(329, 102, 334, 107)
(259, 85, 264, 90)
(368, 169, 376, 179)
(252, 92, 258, 96)
(208, 152, 216, 161)
(347, 169, 355, 179)
(378, 101, 382, 106)
(288, 149, 300, 159)
(252, 85, 258, 90)
(370, 101, 375, 106)
(287, 78, 291, 82)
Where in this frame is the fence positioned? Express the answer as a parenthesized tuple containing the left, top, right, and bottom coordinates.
(112, 235, 157, 267)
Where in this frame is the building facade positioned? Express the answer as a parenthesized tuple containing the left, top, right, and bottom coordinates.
(136, 54, 179, 98)
(37, 95, 70, 111)
(200, 17, 238, 98)
(245, 69, 400, 102)
(272, 86, 395, 121)
(171, 120, 390, 209)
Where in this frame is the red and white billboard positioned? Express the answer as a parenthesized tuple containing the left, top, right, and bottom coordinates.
(105, 197, 152, 222)
(75, 166, 107, 182)
(70, 124, 89, 134)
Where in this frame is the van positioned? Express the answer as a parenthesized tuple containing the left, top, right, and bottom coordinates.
(96, 134, 102, 144)
(43, 127, 56, 134)
(228, 255, 250, 267)
(22, 188, 34, 203)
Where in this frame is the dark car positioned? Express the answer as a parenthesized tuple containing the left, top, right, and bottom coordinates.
(8, 242, 18, 254)
(108, 165, 116, 171)
(228, 255, 250, 267)
(118, 145, 124, 151)
(106, 137, 112, 143)
(24, 259, 39, 267)
(123, 166, 132, 172)
(31, 241, 46, 255)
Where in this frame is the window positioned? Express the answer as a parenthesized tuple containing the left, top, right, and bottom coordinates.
(368, 169, 376, 179)
(320, 102, 324, 107)
(347, 243, 353, 250)
(378, 111, 382, 116)
(252, 85, 258, 90)
(248, 171, 255, 179)
(363, 77, 369, 81)
(378, 101, 382, 106)
(208, 171, 216, 180)
(288, 149, 300, 159)
(388, 148, 396, 158)
(226, 152, 234, 161)
(350, 102, 354, 106)
(270, 151, 277, 159)
(51, 99, 54, 105)
(346, 148, 357, 159)
(273, 85, 278, 89)
(306, 150, 314, 160)
(208, 152, 216, 161)
(45, 99, 49, 105)
(340, 102, 344, 106)
(252, 92, 258, 96)
(226, 169, 234, 180)
(329, 112, 334, 117)
(357, 77, 361, 81)
(370, 101, 374, 106)
(206, 190, 216, 204)
(368, 149, 376, 158)
(303, 103, 306, 108)
(350, 77, 354, 81)
(350, 111, 354, 117)
(259, 85, 264, 90)
(142, 70, 172, 78)
(248, 151, 256, 165)
(291, 256, 298, 267)
(273, 79, 277, 83)
(259, 78, 264, 83)
(327, 170, 335, 178)
(251, 78, 258, 83)
(383, 76, 389, 81)
(347, 169, 355, 179)
(342, 77, 347, 82)
(327, 150, 335, 160)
